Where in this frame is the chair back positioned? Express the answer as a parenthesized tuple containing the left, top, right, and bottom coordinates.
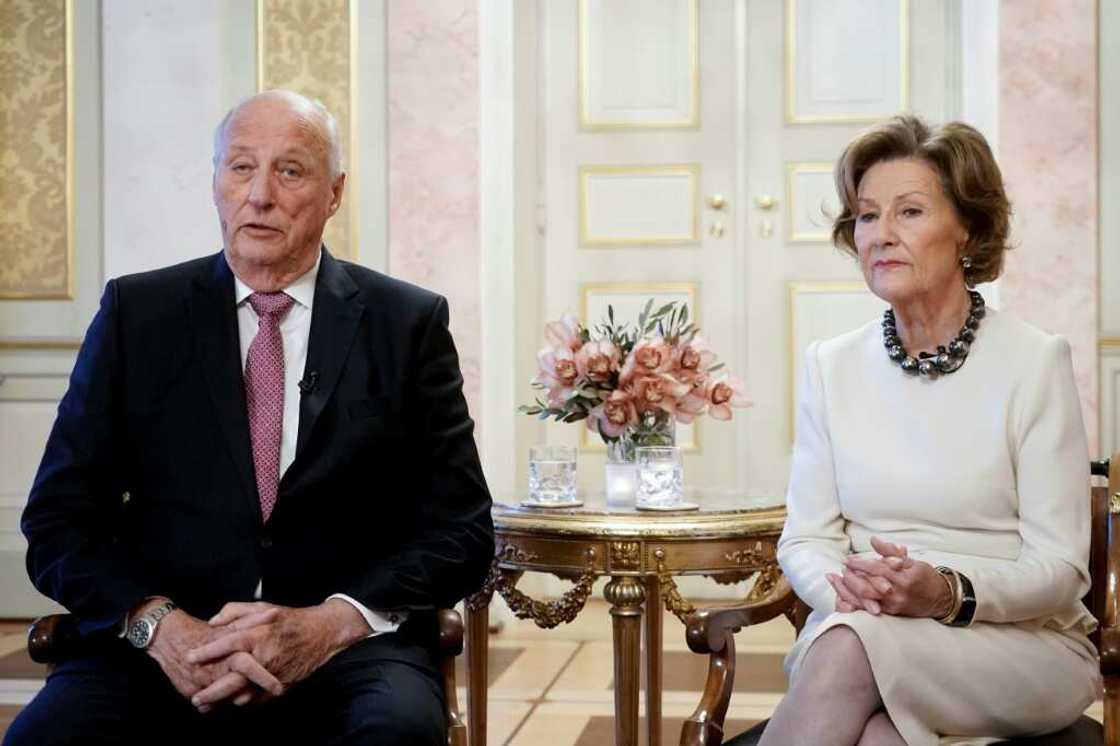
(1089, 470, 1109, 652)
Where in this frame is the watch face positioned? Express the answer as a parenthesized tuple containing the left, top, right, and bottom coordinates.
(127, 619, 154, 649)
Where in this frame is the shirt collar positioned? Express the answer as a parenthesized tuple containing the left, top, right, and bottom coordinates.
(233, 250, 322, 310)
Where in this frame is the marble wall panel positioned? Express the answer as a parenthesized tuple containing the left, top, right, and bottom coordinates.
(999, 0, 1098, 450)
(387, 1, 481, 435)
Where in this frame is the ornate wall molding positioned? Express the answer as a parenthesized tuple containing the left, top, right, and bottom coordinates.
(0, 0, 73, 299)
(257, 0, 355, 259)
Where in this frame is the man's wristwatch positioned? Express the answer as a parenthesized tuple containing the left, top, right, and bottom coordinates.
(125, 601, 177, 649)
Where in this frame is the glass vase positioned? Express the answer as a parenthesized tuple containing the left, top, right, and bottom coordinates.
(604, 411, 675, 508)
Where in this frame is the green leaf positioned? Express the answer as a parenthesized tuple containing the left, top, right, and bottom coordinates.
(708, 363, 725, 372)
(637, 298, 654, 331)
(680, 304, 689, 325)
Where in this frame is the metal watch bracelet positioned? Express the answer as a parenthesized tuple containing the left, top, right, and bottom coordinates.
(125, 600, 177, 649)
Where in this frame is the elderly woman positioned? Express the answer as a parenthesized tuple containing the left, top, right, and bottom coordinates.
(758, 116, 1099, 745)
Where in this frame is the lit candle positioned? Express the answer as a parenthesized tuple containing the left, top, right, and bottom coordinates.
(605, 461, 637, 508)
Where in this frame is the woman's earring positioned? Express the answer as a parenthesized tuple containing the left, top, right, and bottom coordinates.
(960, 255, 973, 270)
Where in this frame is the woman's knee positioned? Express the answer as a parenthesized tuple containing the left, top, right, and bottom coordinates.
(801, 625, 879, 699)
(809, 625, 870, 668)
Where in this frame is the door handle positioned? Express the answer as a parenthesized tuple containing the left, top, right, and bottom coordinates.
(755, 194, 777, 211)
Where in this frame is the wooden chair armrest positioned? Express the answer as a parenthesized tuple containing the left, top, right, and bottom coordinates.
(27, 613, 80, 665)
(1100, 626, 1120, 678)
(685, 577, 796, 655)
(437, 608, 464, 658)
(437, 608, 467, 746)
(680, 578, 797, 746)
(1101, 456, 1120, 668)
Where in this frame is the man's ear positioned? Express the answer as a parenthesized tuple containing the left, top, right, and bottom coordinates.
(328, 173, 346, 217)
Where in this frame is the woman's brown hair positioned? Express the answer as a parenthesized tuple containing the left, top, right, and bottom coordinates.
(832, 115, 1011, 285)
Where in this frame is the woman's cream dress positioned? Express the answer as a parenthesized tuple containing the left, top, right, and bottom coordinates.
(779, 308, 1100, 746)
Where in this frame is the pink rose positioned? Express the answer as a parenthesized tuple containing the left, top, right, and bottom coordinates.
(677, 336, 716, 373)
(705, 376, 752, 421)
(673, 388, 709, 424)
(533, 347, 580, 405)
(633, 374, 691, 416)
(575, 340, 620, 383)
(620, 338, 672, 384)
(544, 314, 583, 352)
(588, 389, 638, 438)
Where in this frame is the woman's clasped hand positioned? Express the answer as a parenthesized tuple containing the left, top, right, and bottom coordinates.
(826, 537, 953, 619)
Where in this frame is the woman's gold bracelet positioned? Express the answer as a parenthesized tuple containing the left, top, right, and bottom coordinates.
(934, 566, 963, 624)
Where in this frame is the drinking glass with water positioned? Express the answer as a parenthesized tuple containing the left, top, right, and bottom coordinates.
(527, 445, 579, 506)
(635, 446, 684, 509)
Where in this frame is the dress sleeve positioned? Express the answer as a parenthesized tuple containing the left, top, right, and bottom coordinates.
(969, 335, 1091, 623)
(777, 340, 851, 613)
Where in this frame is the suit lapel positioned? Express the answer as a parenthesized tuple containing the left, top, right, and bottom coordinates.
(292, 249, 365, 463)
(187, 252, 259, 515)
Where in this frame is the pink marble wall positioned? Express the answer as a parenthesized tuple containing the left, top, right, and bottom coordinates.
(387, 1, 482, 437)
(999, 0, 1098, 451)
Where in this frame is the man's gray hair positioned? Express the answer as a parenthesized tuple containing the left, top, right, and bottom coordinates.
(212, 89, 342, 179)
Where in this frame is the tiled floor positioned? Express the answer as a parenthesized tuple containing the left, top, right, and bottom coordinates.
(454, 599, 796, 744)
(0, 621, 32, 741)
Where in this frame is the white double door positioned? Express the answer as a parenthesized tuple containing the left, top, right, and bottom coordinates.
(505, 0, 963, 500)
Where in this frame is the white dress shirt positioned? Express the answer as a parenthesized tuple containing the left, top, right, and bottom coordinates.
(234, 252, 404, 636)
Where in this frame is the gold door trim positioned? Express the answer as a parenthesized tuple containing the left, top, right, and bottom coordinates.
(784, 0, 910, 125)
(786, 162, 836, 243)
(787, 281, 872, 441)
(578, 0, 699, 130)
(0, 339, 81, 351)
(578, 164, 701, 247)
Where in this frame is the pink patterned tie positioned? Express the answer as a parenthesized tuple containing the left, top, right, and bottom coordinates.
(245, 291, 295, 522)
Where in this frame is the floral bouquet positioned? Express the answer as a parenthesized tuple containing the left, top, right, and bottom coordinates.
(519, 300, 750, 450)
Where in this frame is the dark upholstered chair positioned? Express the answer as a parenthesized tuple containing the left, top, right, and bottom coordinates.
(681, 457, 1119, 746)
(27, 607, 468, 746)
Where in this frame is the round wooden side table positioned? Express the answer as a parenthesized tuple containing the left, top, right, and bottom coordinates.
(464, 490, 786, 746)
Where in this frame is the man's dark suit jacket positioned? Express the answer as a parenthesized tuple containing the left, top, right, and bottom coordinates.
(21, 249, 495, 651)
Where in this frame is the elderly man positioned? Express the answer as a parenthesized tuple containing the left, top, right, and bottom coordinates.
(5, 90, 494, 745)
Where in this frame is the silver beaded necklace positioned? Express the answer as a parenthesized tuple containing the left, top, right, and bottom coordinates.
(882, 291, 985, 378)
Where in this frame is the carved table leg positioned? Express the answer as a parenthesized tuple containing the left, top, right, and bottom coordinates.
(605, 576, 646, 746)
(465, 595, 490, 746)
(645, 574, 663, 746)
